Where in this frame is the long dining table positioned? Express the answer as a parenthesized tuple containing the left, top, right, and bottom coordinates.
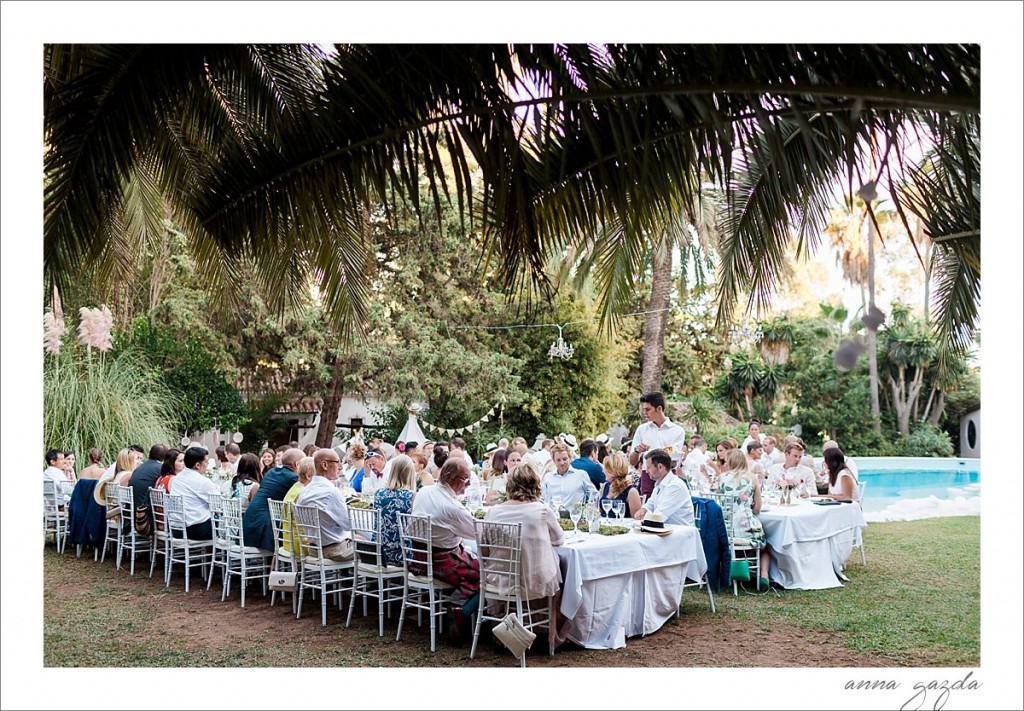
(552, 521, 707, 650)
(758, 498, 867, 590)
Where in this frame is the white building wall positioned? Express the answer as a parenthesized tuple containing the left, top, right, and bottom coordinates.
(959, 408, 980, 458)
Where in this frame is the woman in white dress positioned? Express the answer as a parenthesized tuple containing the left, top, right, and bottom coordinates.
(823, 447, 859, 503)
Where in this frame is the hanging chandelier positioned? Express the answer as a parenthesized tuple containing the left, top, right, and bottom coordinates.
(547, 324, 574, 360)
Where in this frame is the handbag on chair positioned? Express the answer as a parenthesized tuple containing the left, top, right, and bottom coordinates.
(492, 613, 536, 660)
(268, 571, 298, 591)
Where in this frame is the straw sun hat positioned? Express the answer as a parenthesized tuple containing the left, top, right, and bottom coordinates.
(639, 510, 672, 536)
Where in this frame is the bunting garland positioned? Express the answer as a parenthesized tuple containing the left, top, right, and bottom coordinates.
(418, 402, 504, 439)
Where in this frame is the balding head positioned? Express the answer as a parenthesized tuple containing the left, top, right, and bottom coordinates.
(822, 440, 839, 452)
(438, 457, 468, 488)
(281, 448, 305, 470)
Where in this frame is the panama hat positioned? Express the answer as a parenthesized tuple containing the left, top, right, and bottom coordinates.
(485, 442, 499, 454)
(93, 468, 117, 506)
(595, 433, 610, 444)
(639, 510, 672, 535)
(492, 612, 536, 660)
(563, 434, 578, 449)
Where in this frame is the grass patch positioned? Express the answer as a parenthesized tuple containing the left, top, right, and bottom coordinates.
(44, 516, 979, 667)
(681, 516, 980, 665)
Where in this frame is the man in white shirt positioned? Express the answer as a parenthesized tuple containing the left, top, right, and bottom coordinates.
(682, 437, 711, 490)
(450, 437, 476, 469)
(533, 437, 555, 471)
(629, 392, 686, 499)
(411, 458, 480, 599)
(634, 448, 694, 526)
(223, 443, 241, 476)
(768, 443, 817, 497)
(44, 448, 66, 485)
(541, 444, 597, 510)
(817, 439, 858, 489)
(171, 447, 221, 540)
(762, 436, 785, 466)
(295, 449, 354, 561)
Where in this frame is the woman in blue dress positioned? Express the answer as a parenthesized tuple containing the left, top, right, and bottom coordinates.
(374, 454, 417, 567)
(597, 452, 642, 518)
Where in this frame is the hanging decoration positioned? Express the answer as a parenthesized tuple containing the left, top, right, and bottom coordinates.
(547, 324, 574, 360)
(419, 402, 504, 439)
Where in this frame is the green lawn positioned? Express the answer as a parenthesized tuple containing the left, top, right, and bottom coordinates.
(682, 516, 981, 666)
(43, 516, 979, 667)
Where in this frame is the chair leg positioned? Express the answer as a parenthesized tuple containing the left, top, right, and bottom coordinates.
(428, 587, 437, 653)
(396, 583, 409, 642)
(469, 592, 485, 659)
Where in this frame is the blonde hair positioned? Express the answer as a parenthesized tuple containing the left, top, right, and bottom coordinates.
(296, 456, 316, 484)
(114, 448, 136, 475)
(506, 462, 542, 502)
(386, 454, 416, 492)
(726, 449, 753, 483)
(347, 442, 367, 460)
(550, 443, 571, 456)
(602, 452, 630, 487)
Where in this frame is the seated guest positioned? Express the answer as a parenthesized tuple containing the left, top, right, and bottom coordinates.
(484, 449, 508, 504)
(350, 448, 385, 493)
(745, 440, 767, 481)
(541, 443, 598, 510)
(94, 448, 135, 513)
(171, 447, 220, 540)
(281, 456, 316, 555)
(62, 451, 77, 481)
(375, 454, 417, 567)
(823, 447, 860, 503)
(229, 453, 263, 513)
(128, 444, 167, 535)
(719, 449, 769, 587)
(154, 448, 184, 492)
(409, 452, 434, 490)
(571, 439, 607, 489)
(425, 443, 448, 477)
(762, 436, 784, 466)
(79, 448, 106, 480)
(243, 448, 302, 551)
(483, 461, 564, 600)
(709, 439, 736, 482)
(817, 439, 858, 491)
(259, 448, 277, 477)
(44, 449, 66, 486)
(768, 442, 817, 497)
(598, 452, 642, 518)
(410, 458, 480, 599)
(295, 449, 354, 561)
(633, 448, 694, 526)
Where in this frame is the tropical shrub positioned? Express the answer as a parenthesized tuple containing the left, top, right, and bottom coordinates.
(899, 423, 955, 457)
(44, 346, 178, 462)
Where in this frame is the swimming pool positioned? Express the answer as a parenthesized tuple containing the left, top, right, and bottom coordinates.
(849, 457, 980, 522)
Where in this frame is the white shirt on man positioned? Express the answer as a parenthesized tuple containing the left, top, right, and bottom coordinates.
(768, 463, 817, 496)
(295, 475, 352, 546)
(646, 473, 694, 526)
(172, 468, 220, 526)
(412, 482, 477, 550)
(542, 467, 596, 508)
(633, 417, 687, 458)
(44, 465, 66, 485)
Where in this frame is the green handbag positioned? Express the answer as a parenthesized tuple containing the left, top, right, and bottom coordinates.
(730, 560, 751, 581)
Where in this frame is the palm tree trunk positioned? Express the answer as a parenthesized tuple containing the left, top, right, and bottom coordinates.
(641, 242, 673, 394)
(927, 390, 946, 426)
(865, 212, 882, 433)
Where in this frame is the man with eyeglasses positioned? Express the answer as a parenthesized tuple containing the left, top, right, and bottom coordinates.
(295, 449, 354, 561)
(411, 457, 480, 622)
(350, 448, 385, 493)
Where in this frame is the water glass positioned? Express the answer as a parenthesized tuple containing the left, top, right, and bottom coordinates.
(613, 500, 625, 521)
(586, 505, 600, 537)
(552, 495, 564, 518)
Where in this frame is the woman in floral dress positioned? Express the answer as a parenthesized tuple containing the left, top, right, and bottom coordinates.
(374, 455, 417, 567)
(718, 449, 770, 588)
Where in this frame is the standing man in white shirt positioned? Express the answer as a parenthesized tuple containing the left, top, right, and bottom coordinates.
(542, 444, 597, 511)
(295, 449, 354, 561)
(633, 449, 694, 526)
(172, 447, 221, 540)
(629, 392, 686, 500)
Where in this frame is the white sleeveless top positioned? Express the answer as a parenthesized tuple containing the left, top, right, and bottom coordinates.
(828, 470, 860, 502)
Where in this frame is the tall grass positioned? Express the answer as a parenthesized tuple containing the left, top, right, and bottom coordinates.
(43, 346, 179, 463)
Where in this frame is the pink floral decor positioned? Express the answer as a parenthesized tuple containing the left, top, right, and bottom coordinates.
(77, 305, 114, 352)
(776, 474, 797, 506)
(43, 310, 67, 354)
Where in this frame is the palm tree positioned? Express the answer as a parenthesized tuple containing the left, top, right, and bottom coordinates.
(44, 45, 980, 348)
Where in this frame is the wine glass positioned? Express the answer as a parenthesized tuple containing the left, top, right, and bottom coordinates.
(612, 500, 625, 522)
(569, 502, 583, 539)
(601, 498, 613, 523)
(586, 503, 600, 537)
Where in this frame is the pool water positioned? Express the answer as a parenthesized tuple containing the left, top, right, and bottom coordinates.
(856, 467, 980, 521)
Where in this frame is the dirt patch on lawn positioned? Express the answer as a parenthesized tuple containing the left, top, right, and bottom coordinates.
(46, 549, 895, 668)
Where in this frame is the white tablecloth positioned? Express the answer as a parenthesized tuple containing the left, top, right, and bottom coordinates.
(555, 524, 707, 649)
(759, 500, 867, 590)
